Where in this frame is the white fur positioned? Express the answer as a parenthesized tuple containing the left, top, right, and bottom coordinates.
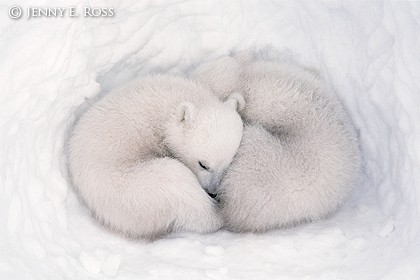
(191, 54, 362, 232)
(68, 75, 244, 239)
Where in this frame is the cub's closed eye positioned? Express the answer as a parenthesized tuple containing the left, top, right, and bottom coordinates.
(199, 161, 209, 170)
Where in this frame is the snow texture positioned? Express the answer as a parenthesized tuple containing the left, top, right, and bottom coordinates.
(1, 1, 420, 279)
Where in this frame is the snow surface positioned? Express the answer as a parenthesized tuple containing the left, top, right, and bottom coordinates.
(1, 1, 420, 279)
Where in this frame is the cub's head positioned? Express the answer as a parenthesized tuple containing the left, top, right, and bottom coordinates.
(165, 93, 245, 194)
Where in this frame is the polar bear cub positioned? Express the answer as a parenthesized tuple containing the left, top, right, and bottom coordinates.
(68, 75, 244, 239)
(191, 53, 361, 232)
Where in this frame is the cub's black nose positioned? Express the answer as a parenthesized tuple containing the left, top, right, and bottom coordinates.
(206, 192, 220, 203)
(207, 192, 217, 199)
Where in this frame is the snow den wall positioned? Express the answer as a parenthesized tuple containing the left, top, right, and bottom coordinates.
(1, 1, 419, 279)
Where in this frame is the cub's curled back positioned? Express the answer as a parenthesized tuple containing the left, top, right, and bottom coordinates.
(191, 54, 361, 232)
(68, 75, 245, 239)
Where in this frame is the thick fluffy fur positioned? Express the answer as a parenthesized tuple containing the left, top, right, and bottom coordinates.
(68, 75, 244, 239)
(191, 54, 361, 232)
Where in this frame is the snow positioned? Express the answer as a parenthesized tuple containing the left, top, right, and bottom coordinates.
(1, 0, 420, 279)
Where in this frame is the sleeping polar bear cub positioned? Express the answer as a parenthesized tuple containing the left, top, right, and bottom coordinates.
(191, 53, 362, 232)
(68, 75, 244, 239)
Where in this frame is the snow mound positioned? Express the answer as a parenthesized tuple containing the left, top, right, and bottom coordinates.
(1, 1, 419, 279)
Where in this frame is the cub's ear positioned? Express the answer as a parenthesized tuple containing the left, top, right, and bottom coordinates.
(225, 93, 245, 112)
(176, 102, 195, 123)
